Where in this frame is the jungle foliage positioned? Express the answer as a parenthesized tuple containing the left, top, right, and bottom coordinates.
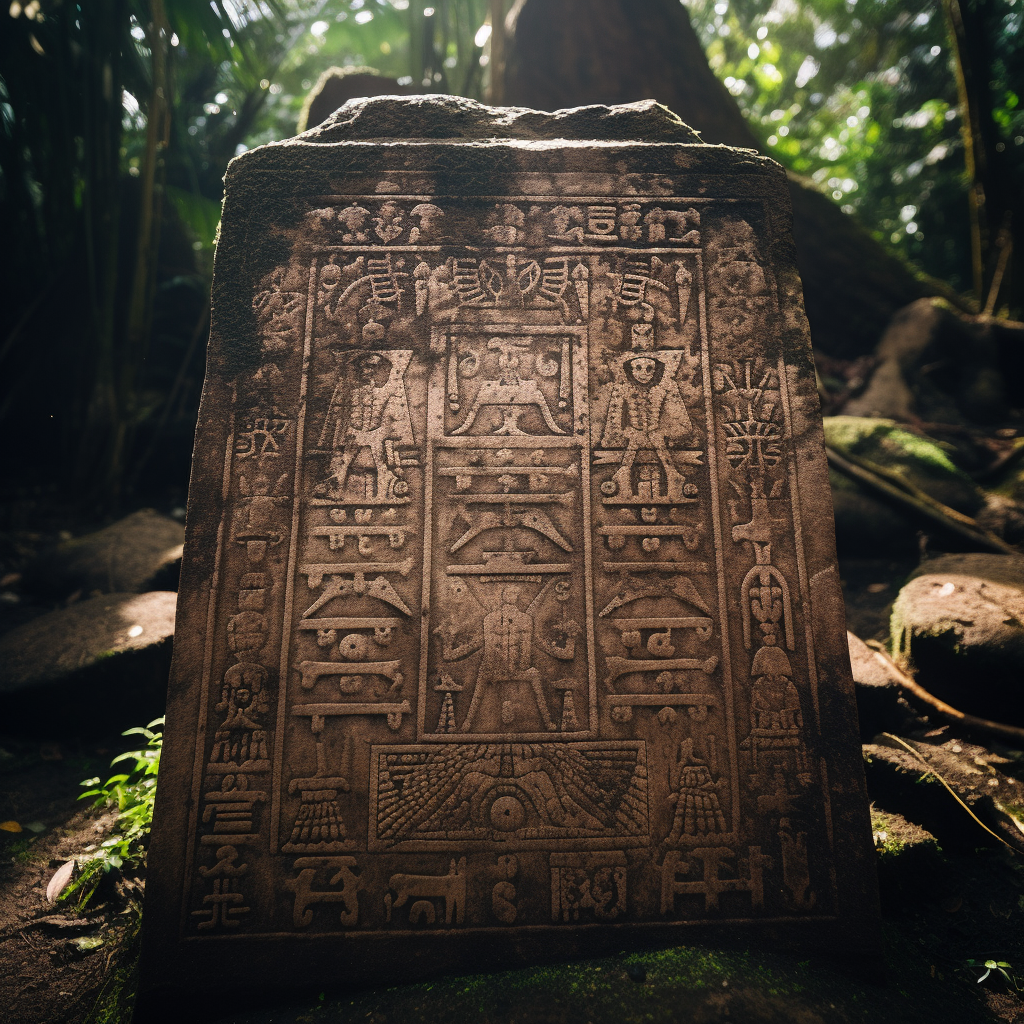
(0, 0, 1020, 505)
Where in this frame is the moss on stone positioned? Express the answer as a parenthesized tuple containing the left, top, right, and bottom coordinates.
(823, 416, 982, 513)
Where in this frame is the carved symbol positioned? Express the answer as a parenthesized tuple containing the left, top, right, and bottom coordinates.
(550, 852, 627, 921)
(644, 207, 700, 245)
(234, 474, 289, 562)
(666, 739, 727, 844)
(449, 506, 573, 554)
(605, 654, 718, 687)
(779, 818, 816, 910)
(492, 855, 518, 924)
(309, 526, 408, 553)
(191, 877, 250, 931)
(449, 336, 567, 437)
(315, 351, 415, 503)
(208, 662, 270, 773)
(598, 341, 696, 504)
(200, 774, 266, 845)
(373, 743, 649, 846)
(234, 414, 289, 458)
(660, 847, 770, 914)
(457, 584, 557, 733)
(284, 739, 354, 853)
(283, 857, 361, 928)
(386, 858, 466, 926)
(300, 565, 413, 618)
(297, 660, 404, 693)
(293, 701, 412, 734)
(409, 203, 444, 244)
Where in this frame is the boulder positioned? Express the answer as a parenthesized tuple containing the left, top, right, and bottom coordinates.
(0, 591, 176, 735)
(824, 417, 984, 515)
(21, 510, 183, 599)
(890, 553, 1024, 724)
(842, 298, 1018, 425)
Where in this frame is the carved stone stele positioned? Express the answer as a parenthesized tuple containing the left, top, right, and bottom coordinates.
(138, 96, 879, 1018)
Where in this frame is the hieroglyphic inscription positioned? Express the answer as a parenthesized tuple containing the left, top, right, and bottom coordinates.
(175, 193, 848, 942)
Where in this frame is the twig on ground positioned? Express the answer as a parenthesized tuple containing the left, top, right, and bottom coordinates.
(825, 444, 1017, 554)
(869, 644, 1024, 748)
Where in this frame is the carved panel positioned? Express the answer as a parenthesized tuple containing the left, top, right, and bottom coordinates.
(142, 112, 876, 1006)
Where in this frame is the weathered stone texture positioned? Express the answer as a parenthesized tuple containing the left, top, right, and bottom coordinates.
(139, 96, 877, 1014)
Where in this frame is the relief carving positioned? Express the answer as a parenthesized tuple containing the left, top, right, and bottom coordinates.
(174, 191, 850, 950)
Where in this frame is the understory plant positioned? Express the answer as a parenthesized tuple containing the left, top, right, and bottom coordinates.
(61, 718, 164, 907)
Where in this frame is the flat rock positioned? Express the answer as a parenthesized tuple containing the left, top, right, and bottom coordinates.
(21, 510, 184, 598)
(862, 735, 1024, 852)
(868, 806, 944, 909)
(0, 591, 176, 735)
(891, 553, 1024, 724)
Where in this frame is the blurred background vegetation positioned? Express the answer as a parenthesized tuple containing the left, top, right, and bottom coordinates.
(0, 0, 1021, 512)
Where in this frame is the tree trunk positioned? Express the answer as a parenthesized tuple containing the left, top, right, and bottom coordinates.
(502, 0, 965, 358)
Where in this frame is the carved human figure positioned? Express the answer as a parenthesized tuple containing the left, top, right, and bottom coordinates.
(460, 585, 556, 733)
(318, 351, 414, 500)
(208, 662, 270, 769)
(601, 349, 691, 500)
(743, 642, 809, 778)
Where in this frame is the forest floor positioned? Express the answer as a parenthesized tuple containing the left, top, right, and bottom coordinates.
(1, 561, 1023, 1024)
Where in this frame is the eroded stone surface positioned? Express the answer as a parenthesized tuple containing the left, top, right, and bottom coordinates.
(139, 96, 877, 1013)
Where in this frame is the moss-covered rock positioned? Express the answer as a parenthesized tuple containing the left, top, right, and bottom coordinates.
(824, 416, 984, 515)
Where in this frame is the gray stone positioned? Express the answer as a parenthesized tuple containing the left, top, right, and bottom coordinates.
(22, 510, 184, 598)
(0, 591, 176, 735)
(891, 553, 1024, 724)
(138, 95, 877, 1015)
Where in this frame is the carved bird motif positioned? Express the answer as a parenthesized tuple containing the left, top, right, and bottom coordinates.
(448, 508, 573, 554)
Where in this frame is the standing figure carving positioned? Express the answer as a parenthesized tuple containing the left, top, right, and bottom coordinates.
(318, 351, 414, 501)
(457, 584, 557, 733)
(601, 337, 692, 502)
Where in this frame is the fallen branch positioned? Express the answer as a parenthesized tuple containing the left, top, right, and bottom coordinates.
(825, 444, 1017, 554)
(869, 644, 1024, 748)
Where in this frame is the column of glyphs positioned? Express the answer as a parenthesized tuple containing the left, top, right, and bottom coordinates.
(189, 264, 306, 932)
(707, 216, 817, 913)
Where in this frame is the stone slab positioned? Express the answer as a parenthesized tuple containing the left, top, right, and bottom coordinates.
(138, 96, 878, 1016)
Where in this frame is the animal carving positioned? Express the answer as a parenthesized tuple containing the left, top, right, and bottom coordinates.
(386, 858, 466, 925)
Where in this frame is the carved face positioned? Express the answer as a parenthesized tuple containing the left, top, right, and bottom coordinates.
(357, 354, 383, 381)
(628, 356, 658, 385)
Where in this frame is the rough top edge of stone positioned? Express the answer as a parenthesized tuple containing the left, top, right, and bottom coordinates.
(295, 95, 705, 143)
